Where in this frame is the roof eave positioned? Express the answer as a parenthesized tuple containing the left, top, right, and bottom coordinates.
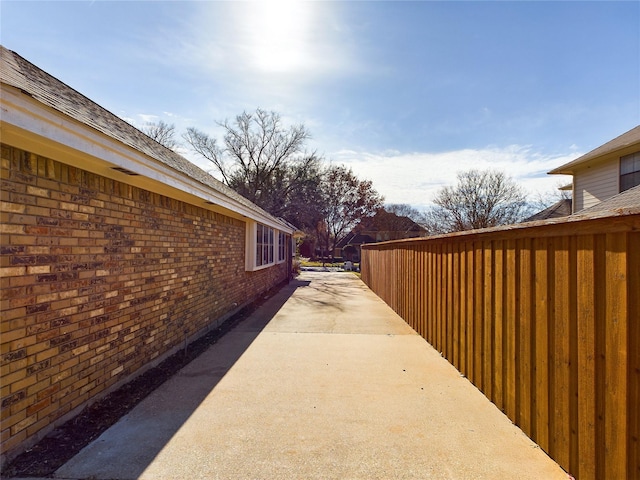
(1, 83, 294, 233)
(548, 125, 640, 175)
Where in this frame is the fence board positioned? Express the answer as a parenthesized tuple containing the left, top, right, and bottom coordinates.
(568, 236, 579, 477)
(483, 240, 493, 400)
(504, 239, 517, 420)
(517, 238, 532, 436)
(594, 235, 607, 480)
(533, 237, 550, 452)
(493, 240, 504, 411)
(459, 247, 467, 377)
(628, 232, 640, 480)
(474, 242, 484, 390)
(446, 243, 454, 360)
(576, 235, 596, 480)
(466, 243, 475, 381)
(434, 244, 444, 352)
(604, 233, 627, 479)
(452, 243, 461, 370)
(551, 236, 571, 467)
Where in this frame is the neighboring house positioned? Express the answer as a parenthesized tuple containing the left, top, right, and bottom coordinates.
(0, 46, 295, 464)
(549, 125, 640, 213)
(335, 232, 376, 262)
(335, 210, 427, 261)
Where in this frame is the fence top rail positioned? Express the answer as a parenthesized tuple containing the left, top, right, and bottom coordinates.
(361, 210, 640, 250)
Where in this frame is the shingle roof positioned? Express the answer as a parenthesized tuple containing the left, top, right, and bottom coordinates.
(576, 184, 640, 216)
(358, 210, 426, 233)
(335, 232, 376, 249)
(523, 198, 572, 222)
(549, 125, 640, 175)
(0, 46, 278, 223)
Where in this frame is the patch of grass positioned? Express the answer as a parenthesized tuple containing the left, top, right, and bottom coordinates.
(299, 260, 344, 268)
(298, 258, 360, 270)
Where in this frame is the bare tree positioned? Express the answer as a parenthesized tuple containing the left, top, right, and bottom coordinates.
(529, 182, 572, 212)
(384, 203, 428, 231)
(142, 120, 178, 150)
(183, 109, 325, 224)
(184, 109, 310, 194)
(319, 165, 383, 258)
(426, 169, 528, 233)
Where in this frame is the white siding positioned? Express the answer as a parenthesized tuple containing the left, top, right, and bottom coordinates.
(573, 160, 619, 212)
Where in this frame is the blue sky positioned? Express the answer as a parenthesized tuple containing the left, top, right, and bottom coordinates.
(2, 1, 639, 209)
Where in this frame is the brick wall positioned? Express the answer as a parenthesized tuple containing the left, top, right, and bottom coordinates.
(0, 144, 288, 462)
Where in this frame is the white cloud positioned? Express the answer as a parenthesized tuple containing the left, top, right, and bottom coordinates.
(331, 146, 576, 210)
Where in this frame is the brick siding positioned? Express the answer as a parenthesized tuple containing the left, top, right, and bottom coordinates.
(0, 144, 288, 461)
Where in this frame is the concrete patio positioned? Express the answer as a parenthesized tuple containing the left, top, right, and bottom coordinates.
(19, 271, 568, 480)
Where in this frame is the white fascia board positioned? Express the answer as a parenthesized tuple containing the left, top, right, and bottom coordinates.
(1, 85, 293, 233)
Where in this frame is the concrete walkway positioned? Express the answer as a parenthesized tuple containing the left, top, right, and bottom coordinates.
(29, 272, 566, 480)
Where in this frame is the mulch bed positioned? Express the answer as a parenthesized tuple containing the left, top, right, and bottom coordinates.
(2, 285, 283, 478)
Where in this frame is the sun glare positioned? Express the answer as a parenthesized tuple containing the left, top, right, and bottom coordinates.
(243, 1, 314, 73)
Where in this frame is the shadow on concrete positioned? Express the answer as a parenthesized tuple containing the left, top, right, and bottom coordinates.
(43, 272, 568, 480)
(4, 279, 305, 480)
(53, 278, 307, 480)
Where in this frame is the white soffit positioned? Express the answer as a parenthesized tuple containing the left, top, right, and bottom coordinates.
(1, 84, 292, 233)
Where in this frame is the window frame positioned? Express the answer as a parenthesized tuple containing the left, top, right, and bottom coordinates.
(246, 221, 290, 271)
(255, 223, 275, 268)
(620, 151, 640, 193)
(278, 231, 287, 263)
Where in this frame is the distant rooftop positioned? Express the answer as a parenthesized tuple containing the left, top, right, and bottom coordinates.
(523, 198, 572, 222)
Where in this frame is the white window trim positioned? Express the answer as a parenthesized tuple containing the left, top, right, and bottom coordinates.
(277, 231, 287, 264)
(245, 221, 279, 271)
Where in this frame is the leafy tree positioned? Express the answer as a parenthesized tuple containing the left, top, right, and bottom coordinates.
(319, 165, 383, 258)
(425, 169, 528, 233)
(184, 110, 386, 259)
(142, 120, 178, 150)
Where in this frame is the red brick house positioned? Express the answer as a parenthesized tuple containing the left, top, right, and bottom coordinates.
(0, 46, 295, 464)
(336, 210, 427, 262)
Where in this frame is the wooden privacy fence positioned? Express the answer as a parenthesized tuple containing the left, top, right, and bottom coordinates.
(361, 212, 639, 480)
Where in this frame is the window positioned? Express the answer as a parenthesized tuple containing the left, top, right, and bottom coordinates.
(278, 232, 287, 262)
(246, 222, 290, 271)
(256, 224, 274, 267)
(620, 151, 640, 192)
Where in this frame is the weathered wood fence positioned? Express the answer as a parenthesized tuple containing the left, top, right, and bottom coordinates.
(361, 212, 639, 480)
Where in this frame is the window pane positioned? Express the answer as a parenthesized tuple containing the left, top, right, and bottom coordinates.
(621, 151, 640, 175)
(621, 171, 640, 192)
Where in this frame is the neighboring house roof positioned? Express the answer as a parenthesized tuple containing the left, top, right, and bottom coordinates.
(0, 46, 291, 231)
(335, 232, 376, 250)
(576, 184, 640, 216)
(548, 125, 640, 175)
(336, 211, 425, 250)
(523, 198, 572, 222)
(358, 210, 426, 234)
